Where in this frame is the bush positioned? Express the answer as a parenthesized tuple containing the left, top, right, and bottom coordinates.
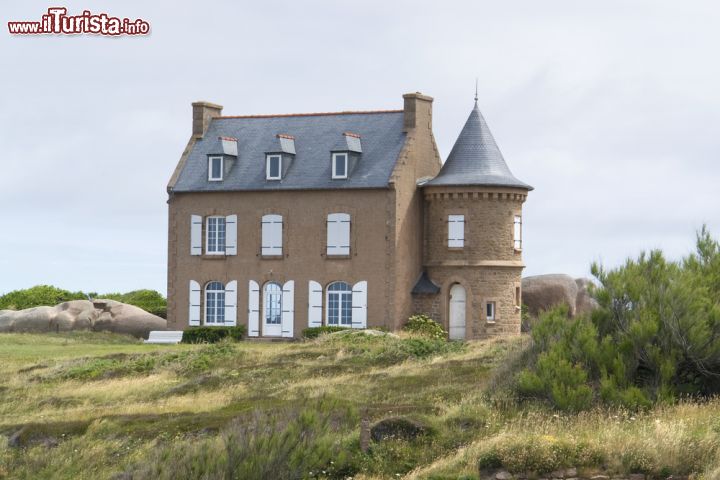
(0, 285, 87, 310)
(515, 227, 720, 410)
(302, 326, 347, 339)
(403, 314, 447, 340)
(0, 285, 168, 318)
(100, 289, 167, 319)
(181, 326, 245, 344)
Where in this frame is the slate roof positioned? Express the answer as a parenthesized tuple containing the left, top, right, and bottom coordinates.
(425, 102, 533, 190)
(411, 271, 441, 295)
(172, 111, 406, 192)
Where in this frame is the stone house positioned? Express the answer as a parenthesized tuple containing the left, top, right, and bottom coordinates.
(166, 92, 532, 339)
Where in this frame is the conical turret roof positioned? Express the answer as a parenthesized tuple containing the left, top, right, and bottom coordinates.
(426, 102, 532, 190)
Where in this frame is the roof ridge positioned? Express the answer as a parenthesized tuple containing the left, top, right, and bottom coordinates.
(217, 109, 403, 119)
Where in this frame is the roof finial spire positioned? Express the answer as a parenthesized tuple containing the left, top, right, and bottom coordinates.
(474, 78, 478, 103)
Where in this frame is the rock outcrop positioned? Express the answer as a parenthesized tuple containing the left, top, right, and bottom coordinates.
(522, 274, 599, 317)
(0, 300, 166, 338)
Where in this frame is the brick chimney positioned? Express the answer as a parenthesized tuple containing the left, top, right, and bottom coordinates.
(192, 101, 223, 138)
(402, 92, 433, 132)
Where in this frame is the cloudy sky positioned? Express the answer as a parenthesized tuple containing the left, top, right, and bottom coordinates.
(1, 0, 718, 296)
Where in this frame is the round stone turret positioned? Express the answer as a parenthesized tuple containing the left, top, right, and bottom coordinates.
(414, 101, 532, 339)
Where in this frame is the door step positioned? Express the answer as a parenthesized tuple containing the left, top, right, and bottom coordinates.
(246, 337, 295, 342)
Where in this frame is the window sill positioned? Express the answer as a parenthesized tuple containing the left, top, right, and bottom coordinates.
(202, 255, 227, 260)
(514, 248, 522, 253)
(325, 254, 352, 260)
(447, 247, 465, 251)
(261, 255, 284, 260)
(486, 319, 496, 324)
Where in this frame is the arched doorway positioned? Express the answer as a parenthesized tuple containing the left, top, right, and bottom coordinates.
(449, 284, 466, 340)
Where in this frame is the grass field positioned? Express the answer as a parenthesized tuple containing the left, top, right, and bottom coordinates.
(1, 332, 719, 479)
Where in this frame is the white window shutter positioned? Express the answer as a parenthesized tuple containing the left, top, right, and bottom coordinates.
(248, 280, 260, 337)
(281, 280, 295, 338)
(308, 280, 323, 328)
(224, 280, 237, 326)
(261, 214, 283, 256)
(327, 213, 350, 256)
(225, 215, 237, 255)
(189, 280, 201, 326)
(351, 280, 367, 329)
(448, 215, 465, 248)
(190, 215, 202, 255)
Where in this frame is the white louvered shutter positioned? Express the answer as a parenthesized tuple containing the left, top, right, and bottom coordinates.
(327, 213, 350, 256)
(351, 281, 367, 329)
(190, 215, 202, 255)
(261, 214, 283, 256)
(189, 280, 201, 326)
(281, 280, 295, 338)
(308, 280, 323, 327)
(224, 280, 237, 326)
(225, 215, 237, 255)
(448, 215, 465, 248)
(248, 280, 260, 337)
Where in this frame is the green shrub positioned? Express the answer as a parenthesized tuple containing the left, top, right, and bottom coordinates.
(100, 289, 167, 319)
(0, 285, 167, 318)
(0, 285, 87, 310)
(403, 314, 447, 340)
(302, 326, 347, 339)
(181, 326, 245, 344)
(515, 227, 720, 411)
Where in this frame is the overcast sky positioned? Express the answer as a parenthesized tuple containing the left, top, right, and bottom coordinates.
(1, 0, 718, 296)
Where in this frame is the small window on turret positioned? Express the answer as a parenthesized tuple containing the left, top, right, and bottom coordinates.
(513, 215, 522, 250)
(486, 302, 496, 322)
(448, 215, 464, 248)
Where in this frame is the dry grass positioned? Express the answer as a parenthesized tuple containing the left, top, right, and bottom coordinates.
(1, 332, 719, 479)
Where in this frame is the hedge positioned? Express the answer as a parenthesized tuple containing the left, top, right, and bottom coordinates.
(181, 326, 246, 344)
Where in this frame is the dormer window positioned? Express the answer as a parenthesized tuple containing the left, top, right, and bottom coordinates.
(332, 152, 348, 179)
(266, 154, 282, 180)
(208, 156, 223, 181)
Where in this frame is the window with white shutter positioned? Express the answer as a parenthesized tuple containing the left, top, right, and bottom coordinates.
(190, 215, 202, 256)
(351, 281, 367, 329)
(327, 213, 350, 256)
(248, 280, 260, 337)
(308, 280, 323, 328)
(513, 215, 522, 250)
(448, 215, 465, 248)
(327, 281, 352, 326)
(224, 280, 237, 326)
(261, 214, 283, 256)
(225, 215, 237, 255)
(188, 280, 201, 326)
(281, 280, 294, 338)
(204, 281, 225, 325)
(206, 216, 226, 254)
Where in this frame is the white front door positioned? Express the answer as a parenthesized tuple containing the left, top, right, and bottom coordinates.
(263, 283, 283, 337)
(449, 284, 466, 340)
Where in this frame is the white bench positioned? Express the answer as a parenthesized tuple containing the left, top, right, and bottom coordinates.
(145, 330, 184, 344)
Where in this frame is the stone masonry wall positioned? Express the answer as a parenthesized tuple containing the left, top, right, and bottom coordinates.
(423, 265, 522, 339)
